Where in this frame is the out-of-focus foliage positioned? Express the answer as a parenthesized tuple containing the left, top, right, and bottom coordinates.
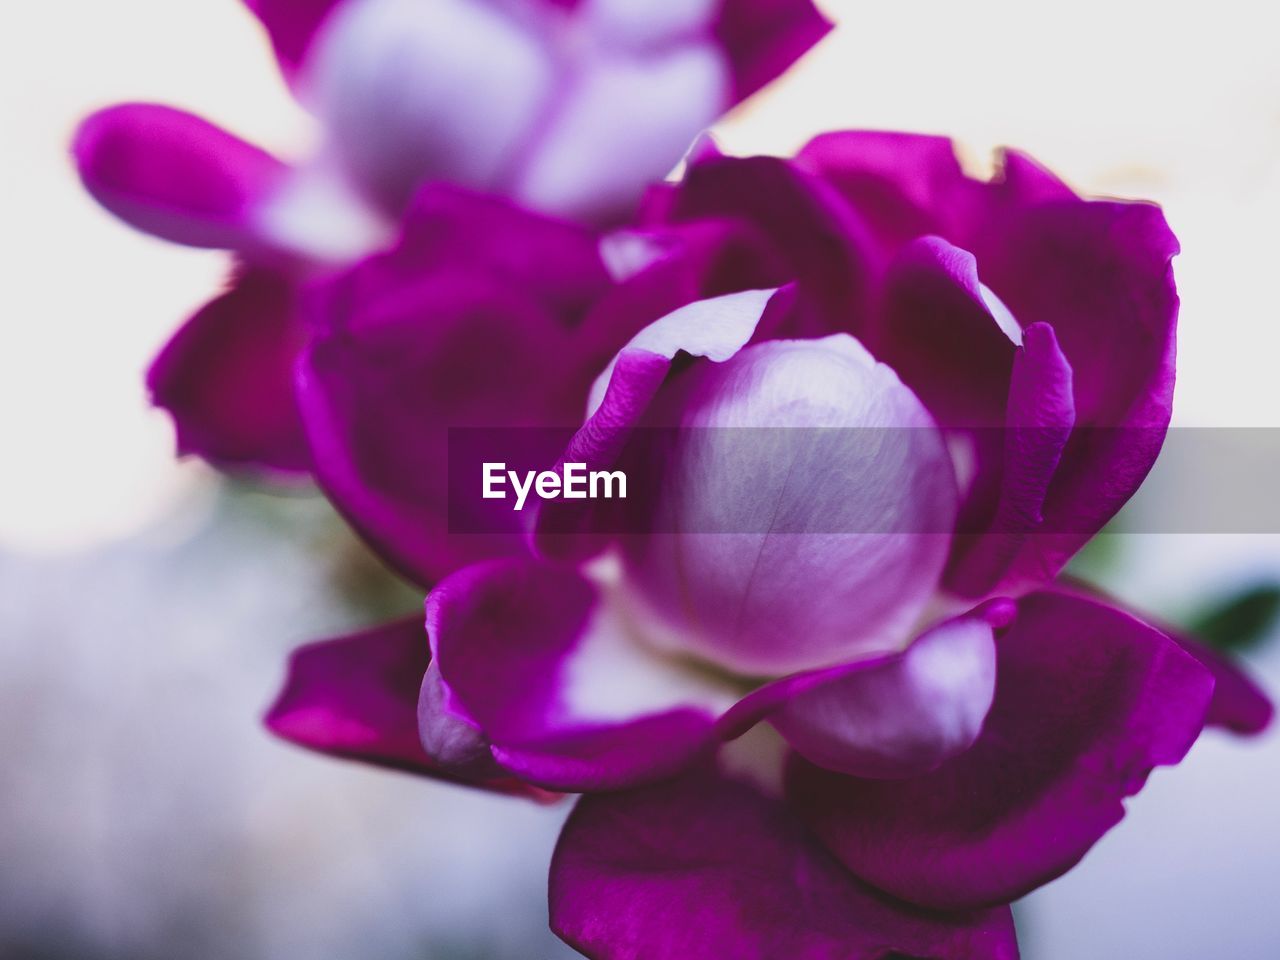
(1064, 530, 1125, 583)
(1186, 583, 1280, 654)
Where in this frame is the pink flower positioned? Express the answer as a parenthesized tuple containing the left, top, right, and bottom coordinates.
(71, 0, 830, 471)
(266, 134, 1272, 957)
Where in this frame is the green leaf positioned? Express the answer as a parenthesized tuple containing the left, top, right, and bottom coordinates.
(1186, 582, 1280, 653)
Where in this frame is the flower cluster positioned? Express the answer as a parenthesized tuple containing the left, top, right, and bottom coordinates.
(75, 2, 1272, 958)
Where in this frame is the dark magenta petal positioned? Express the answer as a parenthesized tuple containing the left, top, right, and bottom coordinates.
(806, 144, 1175, 593)
(788, 590, 1214, 911)
(796, 134, 1177, 592)
(242, 0, 342, 80)
(298, 275, 575, 582)
(550, 768, 1020, 960)
(297, 186, 611, 586)
(873, 236, 1018, 428)
(1055, 580, 1273, 737)
(848, 235, 1080, 596)
(147, 267, 310, 473)
(423, 560, 733, 792)
(1171, 632, 1273, 735)
(264, 617, 548, 799)
(978, 201, 1178, 592)
(800, 132, 1173, 441)
(946, 322, 1076, 596)
(869, 236, 1017, 590)
(265, 617, 433, 771)
(797, 131, 967, 246)
(976, 199, 1177, 429)
(714, 0, 833, 101)
(73, 103, 287, 249)
(673, 154, 880, 330)
(796, 131, 1074, 260)
(395, 185, 611, 324)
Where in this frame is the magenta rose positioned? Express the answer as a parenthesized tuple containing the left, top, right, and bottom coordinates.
(267, 135, 1272, 958)
(71, 0, 829, 473)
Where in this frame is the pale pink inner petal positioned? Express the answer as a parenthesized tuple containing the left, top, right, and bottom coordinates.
(771, 612, 998, 778)
(299, 0, 734, 224)
(624, 334, 958, 675)
(585, 288, 778, 415)
(303, 0, 556, 211)
(558, 570, 743, 725)
(580, 0, 720, 48)
(417, 662, 490, 770)
(598, 230, 672, 282)
(513, 44, 729, 223)
(978, 282, 1023, 346)
(256, 158, 394, 262)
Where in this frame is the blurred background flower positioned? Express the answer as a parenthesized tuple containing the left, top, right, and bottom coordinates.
(3, 0, 1279, 957)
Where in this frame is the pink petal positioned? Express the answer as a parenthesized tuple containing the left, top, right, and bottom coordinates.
(422, 560, 735, 792)
(513, 45, 729, 224)
(713, 0, 834, 101)
(980, 201, 1178, 592)
(551, 767, 1020, 960)
(302, 0, 556, 213)
(617, 332, 957, 675)
(242, 0, 342, 81)
(788, 590, 1214, 910)
(759, 604, 1004, 778)
(73, 103, 287, 250)
(297, 186, 610, 586)
(1055, 580, 1273, 737)
(147, 267, 310, 473)
(798, 134, 1178, 593)
(946, 321, 1076, 596)
(264, 617, 550, 799)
